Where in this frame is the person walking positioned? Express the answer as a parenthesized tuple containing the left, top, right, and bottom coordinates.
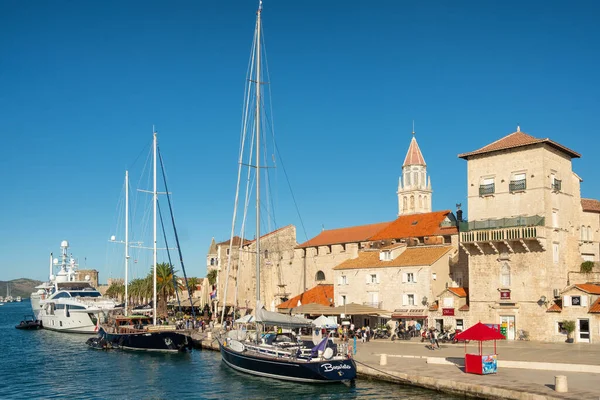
(429, 328, 437, 350)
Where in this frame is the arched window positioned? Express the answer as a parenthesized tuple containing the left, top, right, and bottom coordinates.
(588, 226, 593, 241)
(210, 258, 215, 266)
(413, 172, 419, 186)
(419, 195, 423, 208)
(315, 271, 325, 281)
(264, 249, 269, 259)
(424, 196, 428, 209)
(500, 262, 511, 287)
(581, 226, 587, 241)
(410, 195, 415, 209)
(405, 173, 410, 186)
(403, 197, 407, 210)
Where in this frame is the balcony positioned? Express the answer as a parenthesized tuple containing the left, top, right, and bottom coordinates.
(479, 183, 495, 196)
(509, 178, 527, 192)
(460, 215, 545, 254)
(552, 180, 562, 192)
(362, 301, 383, 309)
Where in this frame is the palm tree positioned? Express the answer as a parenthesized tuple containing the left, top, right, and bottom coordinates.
(152, 263, 183, 316)
(207, 269, 218, 286)
(186, 277, 199, 297)
(105, 281, 125, 302)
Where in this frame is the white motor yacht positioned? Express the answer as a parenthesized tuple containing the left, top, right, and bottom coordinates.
(31, 241, 119, 333)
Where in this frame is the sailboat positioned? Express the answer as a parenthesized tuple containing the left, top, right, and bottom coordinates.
(96, 133, 191, 352)
(5, 283, 14, 303)
(218, 2, 356, 383)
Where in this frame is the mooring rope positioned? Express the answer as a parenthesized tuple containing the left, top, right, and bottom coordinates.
(352, 359, 411, 383)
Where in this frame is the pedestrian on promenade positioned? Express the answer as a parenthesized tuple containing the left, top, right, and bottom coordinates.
(429, 328, 436, 350)
(353, 334, 357, 355)
(435, 329, 440, 348)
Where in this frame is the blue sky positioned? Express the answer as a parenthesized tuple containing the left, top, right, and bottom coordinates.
(1, 1, 599, 283)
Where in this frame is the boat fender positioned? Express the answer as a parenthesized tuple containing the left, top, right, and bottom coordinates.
(323, 347, 334, 360)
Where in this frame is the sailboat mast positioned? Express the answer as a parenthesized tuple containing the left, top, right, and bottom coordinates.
(153, 131, 158, 325)
(255, 0, 262, 305)
(125, 170, 129, 317)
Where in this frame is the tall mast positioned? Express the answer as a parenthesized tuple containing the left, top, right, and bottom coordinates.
(153, 131, 158, 325)
(255, 0, 262, 305)
(125, 170, 129, 317)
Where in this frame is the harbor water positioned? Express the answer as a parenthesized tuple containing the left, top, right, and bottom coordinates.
(0, 301, 458, 399)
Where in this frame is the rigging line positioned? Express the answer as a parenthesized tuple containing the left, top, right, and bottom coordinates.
(128, 137, 152, 173)
(272, 138, 310, 244)
(158, 147, 195, 319)
(221, 37, 259, 326)
(157, 199, 182, 313)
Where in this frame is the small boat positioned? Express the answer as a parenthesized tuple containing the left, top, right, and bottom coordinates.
(86, 336, 114, 350)
(15, 296, 22, 302)
(15, 315, 43, 330)
(99, 315, 191, 352)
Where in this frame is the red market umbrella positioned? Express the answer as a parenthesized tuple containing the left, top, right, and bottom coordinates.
(456, 322, 505, 355)
(455, 322, 506, 341)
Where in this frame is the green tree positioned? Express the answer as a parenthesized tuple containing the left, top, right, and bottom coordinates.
(151, 263, 183, 316)
(186, 277, 199, 297)
(207, 269, 218, 286)
(105, 281, 125, 302)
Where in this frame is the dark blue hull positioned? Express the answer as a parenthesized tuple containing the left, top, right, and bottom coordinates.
(99, 328, 191, 353)
(219, 341, 356, 383)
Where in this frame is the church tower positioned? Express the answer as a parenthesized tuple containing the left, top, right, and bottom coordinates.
(397, 131, 432, 216)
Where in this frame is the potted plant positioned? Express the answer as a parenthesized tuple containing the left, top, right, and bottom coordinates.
(561, 320, 576, 343)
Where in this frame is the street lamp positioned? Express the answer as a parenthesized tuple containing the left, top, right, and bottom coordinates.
(422, 296, 428, 306)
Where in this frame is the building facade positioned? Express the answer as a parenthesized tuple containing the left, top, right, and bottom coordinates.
(458, 127, 600, 342)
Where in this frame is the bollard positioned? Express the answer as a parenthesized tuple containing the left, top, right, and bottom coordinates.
(380, 354, 388, 366)
(555, 375, 568, 393)
(207, 331, 212, 340)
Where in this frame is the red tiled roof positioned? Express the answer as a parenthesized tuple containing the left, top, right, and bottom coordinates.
(547, 300, 562, 313)
(369, 210, 457, 240)
(333, 246, 452, 270)
(589, 298, 600, 313)
(458, 304, 470, 311)
(403, 136, 426, 166)
(277, 284, 333, 309)
(582, 198, 600, 213)
(448, 287, 468, 298)
(574, 284, 600, 295)
(217, 236, 250, 246)
(458, 130, 581, 159)
(297, 221, 392, 248)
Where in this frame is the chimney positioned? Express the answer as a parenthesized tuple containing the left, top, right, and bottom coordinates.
(456, 203, 463, 223)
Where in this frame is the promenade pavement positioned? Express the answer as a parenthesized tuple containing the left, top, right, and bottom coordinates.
(352, 338, 600, 399)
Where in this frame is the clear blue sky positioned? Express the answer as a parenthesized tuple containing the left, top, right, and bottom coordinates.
(1, 1, 599, 283)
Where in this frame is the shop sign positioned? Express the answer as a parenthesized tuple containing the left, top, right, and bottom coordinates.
(500, 290, 511, 300)
(442, 308, 455, 316)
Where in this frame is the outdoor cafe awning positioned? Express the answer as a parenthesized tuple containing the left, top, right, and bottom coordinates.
(329, 303, 392, 316)
(290, 303, 336, 315)
(391, 308, 428, 319)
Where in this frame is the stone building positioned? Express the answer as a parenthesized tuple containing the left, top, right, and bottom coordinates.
(75, 269, 99, 289)
(458, 127, 600, 342)
(397, 132, 432, 216)
(546, 283, 600, 343)
(428, 287, 470, 332)
(333, 243, 455, 329)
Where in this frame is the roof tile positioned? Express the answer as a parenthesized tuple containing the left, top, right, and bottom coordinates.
(333, 245, 452, 270)
(369, 210, 457, 241)
(547, 300, 562, 313)
(589, 298, 600, 313)
(277, 284, 333, 309)
(574, 284, 600, 295)
(458, 130, 580, 159)
(582, 198, 600, 213)
(448, 287, 468, 298)
(297, 221, 392, 248)
(403, 136, 426, 166)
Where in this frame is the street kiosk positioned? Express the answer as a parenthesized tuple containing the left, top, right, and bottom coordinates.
(455, 322, 505, 375)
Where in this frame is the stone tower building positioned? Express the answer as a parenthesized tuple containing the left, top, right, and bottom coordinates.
(398, 132, 432, 216)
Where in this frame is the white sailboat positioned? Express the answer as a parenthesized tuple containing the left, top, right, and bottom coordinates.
(217, 1, 356, 383)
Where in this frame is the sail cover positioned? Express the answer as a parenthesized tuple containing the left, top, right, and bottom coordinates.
(255, 301, 313, 328)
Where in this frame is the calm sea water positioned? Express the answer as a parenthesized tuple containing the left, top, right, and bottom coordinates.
(0, 301, 457, 399)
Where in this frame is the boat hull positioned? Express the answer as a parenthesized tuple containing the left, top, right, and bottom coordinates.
(99, 328, 191, 353)
(219, 341, 356, 383)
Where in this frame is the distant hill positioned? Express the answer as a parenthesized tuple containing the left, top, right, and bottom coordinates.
(0, 278, 43, 299)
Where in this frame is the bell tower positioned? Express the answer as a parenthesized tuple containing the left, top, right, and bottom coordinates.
(397, 130, 432, 216)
